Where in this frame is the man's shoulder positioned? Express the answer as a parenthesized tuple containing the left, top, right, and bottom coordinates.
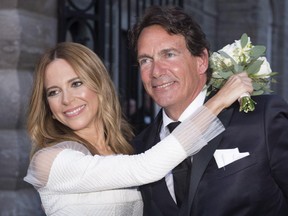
(132, 124, 156, 153)
(253, 94, 283, 100)
(252, 94, 288, 106)
(243, 94, 288, 117)
(132, 111, 163, 153)
(133, 119, 159, 141)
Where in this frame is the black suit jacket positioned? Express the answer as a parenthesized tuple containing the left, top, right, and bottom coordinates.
(133, 95, 288, 216)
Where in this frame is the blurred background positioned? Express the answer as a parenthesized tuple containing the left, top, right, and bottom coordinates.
(0, 0, 287, 215)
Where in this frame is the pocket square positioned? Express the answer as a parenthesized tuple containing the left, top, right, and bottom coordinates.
(213, 148, 250, 169)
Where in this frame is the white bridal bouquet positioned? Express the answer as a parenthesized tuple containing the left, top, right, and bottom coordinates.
(208, 33, 277, 113)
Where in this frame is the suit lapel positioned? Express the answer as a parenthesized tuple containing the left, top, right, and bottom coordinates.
(185, 106, 234, 214)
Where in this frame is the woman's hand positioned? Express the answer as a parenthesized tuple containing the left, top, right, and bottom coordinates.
(205, 72, 253, 115)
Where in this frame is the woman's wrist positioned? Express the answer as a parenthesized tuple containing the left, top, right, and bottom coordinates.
(204, 95, 226, 116)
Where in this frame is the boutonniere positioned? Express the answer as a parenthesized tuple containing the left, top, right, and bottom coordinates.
(208, 33, 277, 113)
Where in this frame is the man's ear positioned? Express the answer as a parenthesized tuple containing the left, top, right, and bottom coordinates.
(197, 49, 209, 75)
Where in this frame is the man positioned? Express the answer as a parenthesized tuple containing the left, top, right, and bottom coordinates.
(130, 5, 288, 216)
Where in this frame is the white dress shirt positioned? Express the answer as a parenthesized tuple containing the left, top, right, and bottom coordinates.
(160, 88, 207, 203)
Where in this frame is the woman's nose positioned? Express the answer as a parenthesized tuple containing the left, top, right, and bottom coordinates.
(62, 90, 74, 105)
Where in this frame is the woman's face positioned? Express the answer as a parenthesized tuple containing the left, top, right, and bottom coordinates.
(44, 58, 100, 137)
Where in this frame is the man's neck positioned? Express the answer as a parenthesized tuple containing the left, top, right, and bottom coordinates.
(163, 88, 207, 123)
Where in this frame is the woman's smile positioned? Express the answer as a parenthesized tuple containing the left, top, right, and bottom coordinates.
(64, 105, 86, 117)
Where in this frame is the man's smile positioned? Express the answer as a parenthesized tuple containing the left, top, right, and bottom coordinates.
(153, 81, 175, 89)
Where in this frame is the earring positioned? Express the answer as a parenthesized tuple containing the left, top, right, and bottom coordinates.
(52, 115, 56, 119)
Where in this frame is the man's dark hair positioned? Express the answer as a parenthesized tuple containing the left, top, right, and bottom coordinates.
(129, 5, 212, 83)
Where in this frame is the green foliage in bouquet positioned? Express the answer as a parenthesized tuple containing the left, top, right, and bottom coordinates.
(208, 33, 277, 113)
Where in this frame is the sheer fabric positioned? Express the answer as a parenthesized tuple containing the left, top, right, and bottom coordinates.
(24, 105, 224, 215)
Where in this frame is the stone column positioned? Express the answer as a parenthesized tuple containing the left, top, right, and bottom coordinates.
(270, 0, 288, 101)
(0, 0, 57, 215)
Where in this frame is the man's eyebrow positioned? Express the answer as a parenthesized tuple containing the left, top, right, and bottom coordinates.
(137, 54, 151, 61)
(137, 48, 180, 60)
(160, 48, 180, 55)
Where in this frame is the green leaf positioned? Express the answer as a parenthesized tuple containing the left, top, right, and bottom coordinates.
(252, 90, 264, 96)
(265, 88, 274, 93)
(240, 33, 248, 48)
(212, 73, 224, 79)
(250, 46, 266, 58)
(218, 50, 241, 72)
(270, 72, 278, 77)
(252, 82, 262, 90)
(218, 51, 237, 64)
(246, 59, 263, 74)
(218, 71, 234, 79)
(271, 78, 277, 83)
(234, 64, 244, 72)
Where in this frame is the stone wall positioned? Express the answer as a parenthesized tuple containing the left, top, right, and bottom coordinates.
(0, 0, 57, 215)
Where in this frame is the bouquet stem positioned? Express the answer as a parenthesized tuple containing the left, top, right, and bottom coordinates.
(239, 96, 257, 113)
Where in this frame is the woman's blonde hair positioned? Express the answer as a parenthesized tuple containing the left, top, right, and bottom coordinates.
(27, 42, 134, 156)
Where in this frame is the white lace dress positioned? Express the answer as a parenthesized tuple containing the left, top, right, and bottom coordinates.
(24, 106, 224, 216)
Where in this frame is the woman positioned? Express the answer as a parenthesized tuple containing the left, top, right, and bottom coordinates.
(24, 42, 252, 215)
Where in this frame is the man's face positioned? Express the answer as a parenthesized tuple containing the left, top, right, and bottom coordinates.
(137, 25, 208, 119)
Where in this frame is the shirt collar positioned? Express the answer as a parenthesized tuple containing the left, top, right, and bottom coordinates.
(162, 87, 207, 130)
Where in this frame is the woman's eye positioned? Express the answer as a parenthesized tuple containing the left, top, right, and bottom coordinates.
(72, 81, 83, 87)
(47, 90, 59, 97)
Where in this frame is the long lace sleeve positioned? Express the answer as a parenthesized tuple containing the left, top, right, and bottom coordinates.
(172, 105, 224, 155)
(24, 142, 90, 189)
(24, 105, 224, 193)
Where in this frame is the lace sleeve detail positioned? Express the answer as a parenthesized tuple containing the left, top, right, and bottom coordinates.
(24, 106, 224, 193)
(172, 105, 225, 155)
(24, 141, 90, 189)
(24, 137, 186, 192)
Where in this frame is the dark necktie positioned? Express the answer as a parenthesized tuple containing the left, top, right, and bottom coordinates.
(167, 121, 192, 208)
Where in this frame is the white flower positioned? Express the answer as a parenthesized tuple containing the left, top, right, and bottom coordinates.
(208, 33, 277, 113)
(211, 49, 233, 68)
(257, 57, 272, 78)
(220, 37, 253, 65)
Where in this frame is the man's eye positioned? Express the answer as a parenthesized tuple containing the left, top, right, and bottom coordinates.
(138, 58, 150, 66)
(72, 81, 83, 87)
(166, 52, 175, 58)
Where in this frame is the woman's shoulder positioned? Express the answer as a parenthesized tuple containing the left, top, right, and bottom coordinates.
(24, 141, 90, 189)
(36, 141, 90, 157)
(49, 141, 89, 152)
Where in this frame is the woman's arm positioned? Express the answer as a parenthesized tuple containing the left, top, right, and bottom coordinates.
(205, 72, 253, 115)
(24, 73, 252, 193)
(24, 105, 221, 193)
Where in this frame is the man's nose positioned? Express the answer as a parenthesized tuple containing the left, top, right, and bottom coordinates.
(151, 61, 165, 78)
